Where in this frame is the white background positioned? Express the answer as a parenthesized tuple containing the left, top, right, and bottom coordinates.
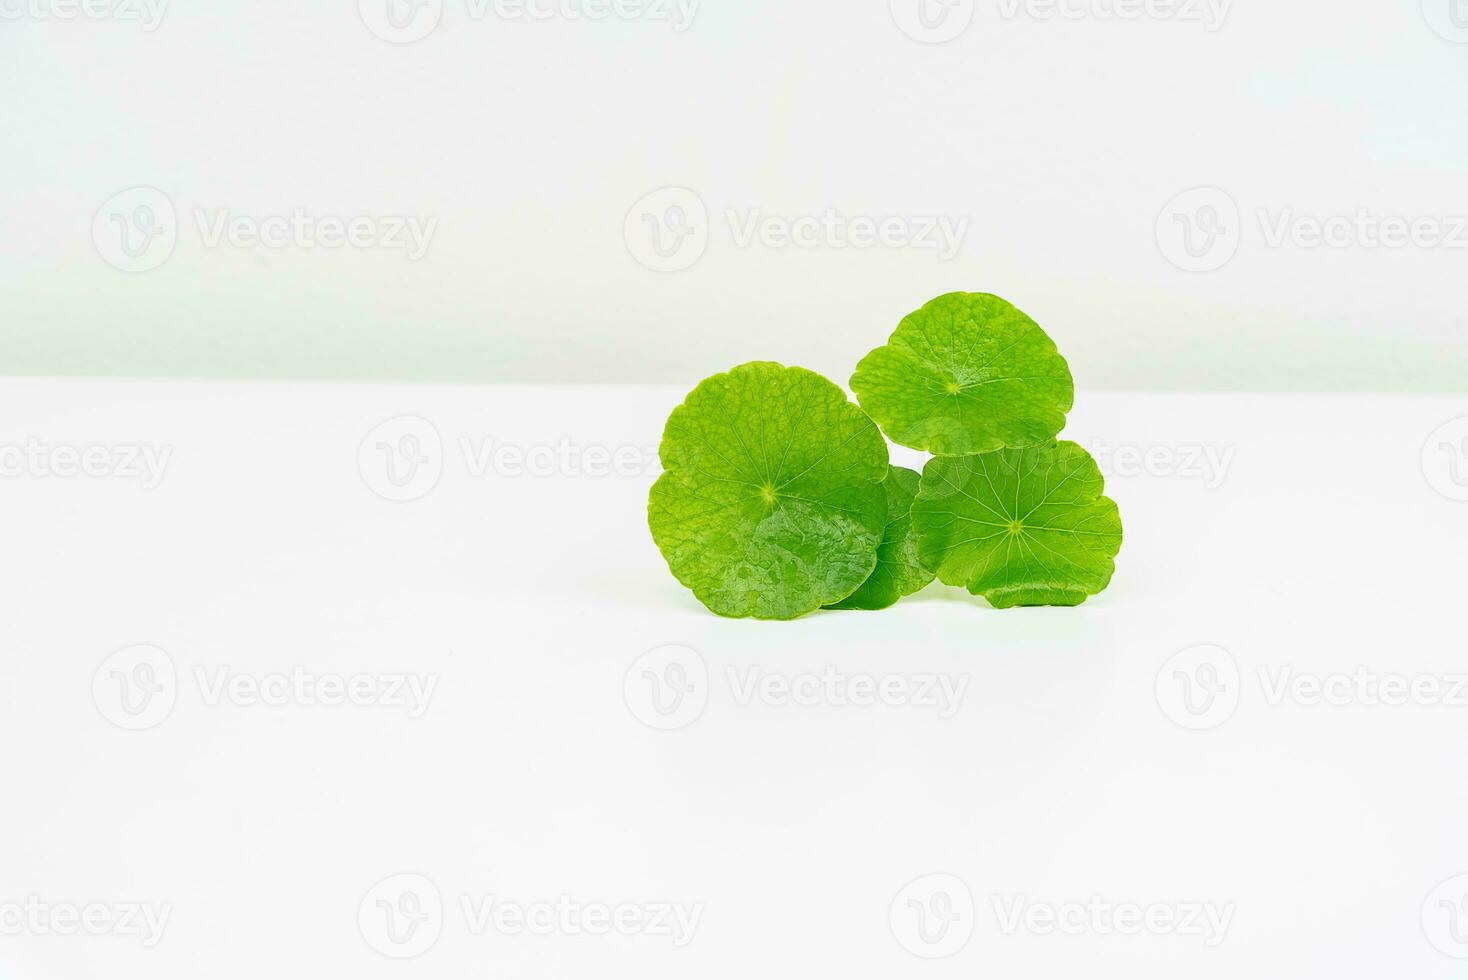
(4, 2, 1468, 977)
(1, 0, 1466, 388)
(1, 381, 1467, 977)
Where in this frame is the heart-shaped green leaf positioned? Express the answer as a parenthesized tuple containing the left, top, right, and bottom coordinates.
(851, 292, 1074, 456)
(649, 362, 890, 620)
(825, 465, 935, 611)
(912, 442, 1122, 608)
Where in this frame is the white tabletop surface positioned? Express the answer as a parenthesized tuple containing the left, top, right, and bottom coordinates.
(1, 380, 1466, 979)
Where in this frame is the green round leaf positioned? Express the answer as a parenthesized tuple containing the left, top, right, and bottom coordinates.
(912, 442, 1122, 608)
(826, 466, 935, 611)
(851, 292, 1074, 456)
(649, 362, 890, 620)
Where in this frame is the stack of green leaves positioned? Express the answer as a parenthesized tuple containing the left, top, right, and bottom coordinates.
(648, 292, 1123, 619)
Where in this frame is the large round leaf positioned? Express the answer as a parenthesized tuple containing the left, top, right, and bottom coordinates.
(649, 362, 890, 620)
(911, 442, 1122, 608)
(826, 466, 935, 611)
(851, 292, 1074, 456)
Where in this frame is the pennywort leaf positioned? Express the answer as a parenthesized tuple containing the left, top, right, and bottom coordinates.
(648, 362, 890, 620)
(825, 465, 935, 611)
(851, 292, 1074, 456)
(911, 441, 1122, 608)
